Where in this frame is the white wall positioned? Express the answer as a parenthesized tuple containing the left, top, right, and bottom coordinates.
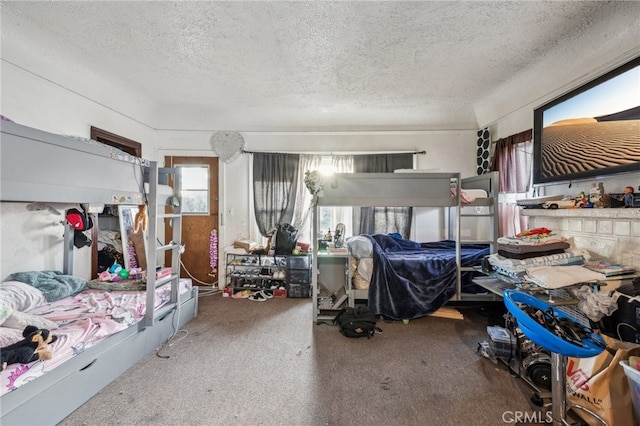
(1, 52, 156, 281)
(153, 130, 251, 259)
(155, 129, 478, 248)
(0, 204, 67, 280)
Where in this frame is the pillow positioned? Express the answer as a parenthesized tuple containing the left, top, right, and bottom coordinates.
(7, 271, 88, 302)
(0, 304, 13, 325)
(2, 310, 58, 331)
(0, 326, 24, 347)
(0, 281, 48, 312)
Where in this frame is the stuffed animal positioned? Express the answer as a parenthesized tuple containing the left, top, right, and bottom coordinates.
(133, 204, 148, 233)
(1, 325, 58, 371)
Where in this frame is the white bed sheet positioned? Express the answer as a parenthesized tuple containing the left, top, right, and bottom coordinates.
(0, 279, 191, 397)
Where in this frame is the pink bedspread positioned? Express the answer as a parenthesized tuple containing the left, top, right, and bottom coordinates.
(1, 280, 191, 397)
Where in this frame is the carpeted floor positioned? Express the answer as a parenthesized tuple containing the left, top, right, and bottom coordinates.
(59, 293, 542, 426)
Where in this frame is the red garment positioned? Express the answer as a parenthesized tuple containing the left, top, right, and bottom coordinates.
(516, 227, 552, 238)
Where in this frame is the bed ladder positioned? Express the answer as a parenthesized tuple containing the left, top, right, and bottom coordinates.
(144, 161, 183, 327)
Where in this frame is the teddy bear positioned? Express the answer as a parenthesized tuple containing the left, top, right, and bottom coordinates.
(133, 204, 148, 233)
(1, 325, 58, 371)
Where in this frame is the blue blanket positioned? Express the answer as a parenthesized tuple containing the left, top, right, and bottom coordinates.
(364, 235, 489, 320)
(8, 270, 88, 302)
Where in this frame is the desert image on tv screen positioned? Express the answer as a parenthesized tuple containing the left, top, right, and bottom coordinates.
(540, 65, 640, 180)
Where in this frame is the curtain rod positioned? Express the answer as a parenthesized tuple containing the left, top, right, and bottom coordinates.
(241, 149, 426, 155)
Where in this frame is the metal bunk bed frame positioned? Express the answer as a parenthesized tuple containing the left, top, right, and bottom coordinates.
(311, 171, 499, 324)
(0, 120, 199, 425)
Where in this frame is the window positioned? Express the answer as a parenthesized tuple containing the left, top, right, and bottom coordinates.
(90, 126, 141, 157)
(179, 165, 209, 215)
(316, 156, 353, 240)
(492, 130, 533, 237)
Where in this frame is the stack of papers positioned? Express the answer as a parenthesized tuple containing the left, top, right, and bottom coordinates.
(584, 259, 636, 277)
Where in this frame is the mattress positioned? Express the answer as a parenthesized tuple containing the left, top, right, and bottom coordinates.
(0, 279, 191, 397)
(144, 183, 174, 199)
(366, 235, 490, 319)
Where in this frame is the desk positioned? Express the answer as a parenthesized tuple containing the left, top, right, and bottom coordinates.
(472, 276, 517, 297)
(474, 272, 638, 322)
(313, 252, 350, 324)
(473, 275, 591, 313)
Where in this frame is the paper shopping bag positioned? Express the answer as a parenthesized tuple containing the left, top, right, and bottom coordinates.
(566, 334, 640, 426)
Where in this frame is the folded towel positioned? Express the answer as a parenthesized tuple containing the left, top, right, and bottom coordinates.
(524, 265, 605, 289)
(497, 235, 567, 246)
(488, 248, 590, 270)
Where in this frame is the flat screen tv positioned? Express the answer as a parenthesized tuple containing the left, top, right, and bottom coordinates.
(533, 56, 640, 185)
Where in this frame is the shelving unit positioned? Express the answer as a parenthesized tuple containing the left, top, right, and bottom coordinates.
(315, 252, 350, 323)
(226, 252, 311, 297)
(287, 254, 313, 297)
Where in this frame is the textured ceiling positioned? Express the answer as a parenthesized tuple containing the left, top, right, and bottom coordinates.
(0, 1, 629, 131)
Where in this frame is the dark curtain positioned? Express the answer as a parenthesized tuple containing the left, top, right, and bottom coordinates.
(253, 153, 300, 237)
(353, 153, 413, 239)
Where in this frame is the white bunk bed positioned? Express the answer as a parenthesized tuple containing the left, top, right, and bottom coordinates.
(312, 172, 498, 324)
(0, 120, 199, 425)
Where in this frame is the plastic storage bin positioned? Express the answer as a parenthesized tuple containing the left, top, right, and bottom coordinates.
(287, 283, 311, 298)
(487, 326, 515, 359)
(289, 256, 310, 269)
(289, 270, 311, 284)
(620, 360, 640, 423)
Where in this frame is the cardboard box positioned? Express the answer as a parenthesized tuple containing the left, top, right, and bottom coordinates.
(233, 239, 257, 252)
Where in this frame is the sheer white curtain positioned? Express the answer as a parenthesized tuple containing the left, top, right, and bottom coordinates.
(491, 130, 533, 237)
(293, 155, 355, 244)
(330, 155, 354, 237)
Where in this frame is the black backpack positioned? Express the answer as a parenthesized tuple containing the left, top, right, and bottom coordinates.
(273, 223, 299, 255)
(334, 306, 377, 338)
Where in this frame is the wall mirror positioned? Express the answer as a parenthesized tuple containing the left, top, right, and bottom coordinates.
(118, 205, 148, 271)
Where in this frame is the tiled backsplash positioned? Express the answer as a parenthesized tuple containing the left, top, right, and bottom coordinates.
(522, 209, 640, 269)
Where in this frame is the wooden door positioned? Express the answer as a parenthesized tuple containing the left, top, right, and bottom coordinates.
(164, 156, 219, 285)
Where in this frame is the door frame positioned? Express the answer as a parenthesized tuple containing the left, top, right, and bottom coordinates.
(161, 152, 222, 286)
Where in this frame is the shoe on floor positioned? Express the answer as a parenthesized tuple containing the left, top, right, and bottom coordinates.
(260, 290, 274, 299)
(248, 292, 267, 302)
